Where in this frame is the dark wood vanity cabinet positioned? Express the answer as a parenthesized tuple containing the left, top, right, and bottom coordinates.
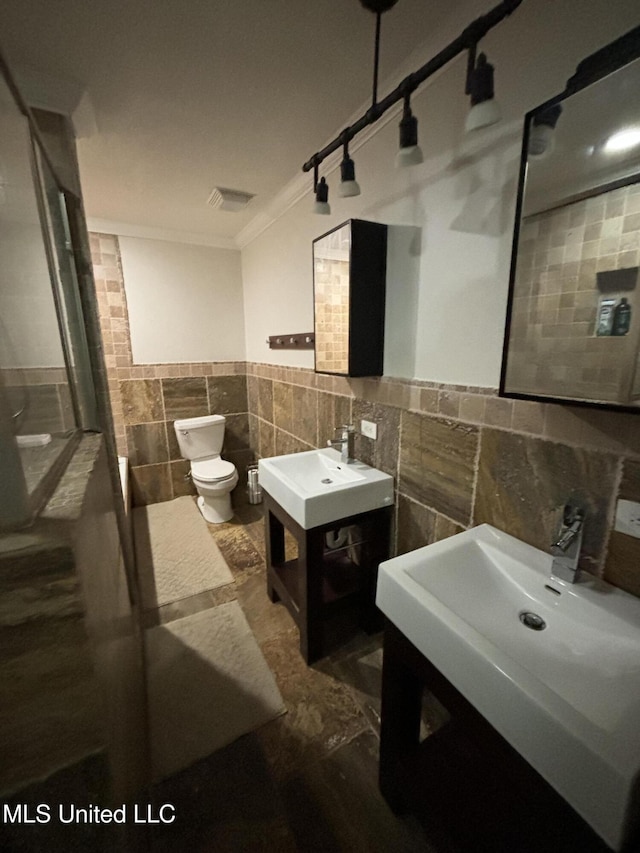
(313, 219, 387, 377)
(379, 621, 620, 851)
(263, 490, 392, 664)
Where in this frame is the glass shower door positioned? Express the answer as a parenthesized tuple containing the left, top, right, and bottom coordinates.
(33, 144, 98, 432)
(0, 58, 98, 529)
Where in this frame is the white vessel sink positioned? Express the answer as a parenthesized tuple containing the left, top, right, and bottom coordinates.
(376, 524, 640, 851)
(258, 448, 394, 529)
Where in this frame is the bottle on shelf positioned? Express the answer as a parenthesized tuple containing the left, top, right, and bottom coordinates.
(611, 297, 632, 336)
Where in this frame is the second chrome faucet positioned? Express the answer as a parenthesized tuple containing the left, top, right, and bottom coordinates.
(551, 502, 586, 583)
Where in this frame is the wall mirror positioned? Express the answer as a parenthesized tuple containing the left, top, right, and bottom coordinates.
(500, 26, 640, 411)
(313, 218, 387, 377)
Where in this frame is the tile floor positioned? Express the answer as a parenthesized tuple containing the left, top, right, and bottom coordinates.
(146, 495, 433, 852)
(0, 493, 620, 852)
(144, 495, 617, 853)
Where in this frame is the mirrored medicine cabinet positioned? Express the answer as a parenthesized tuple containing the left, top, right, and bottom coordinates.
(500, 25, 640, 412)
(313, 219, 387, 377)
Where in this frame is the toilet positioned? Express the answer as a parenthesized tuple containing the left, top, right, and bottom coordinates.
(173, 414, 239, 523)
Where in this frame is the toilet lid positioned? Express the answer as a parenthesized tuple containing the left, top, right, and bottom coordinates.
(191, 457, 236, 483)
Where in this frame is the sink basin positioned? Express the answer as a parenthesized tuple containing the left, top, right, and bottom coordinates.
(376, 524, 640, 851)
(258, 448, 394, 529)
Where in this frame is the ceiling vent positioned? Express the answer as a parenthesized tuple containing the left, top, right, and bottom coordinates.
(207, 187, 255, 212)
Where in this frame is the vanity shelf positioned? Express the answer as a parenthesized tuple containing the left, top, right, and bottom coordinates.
(263, 490, 391, 664)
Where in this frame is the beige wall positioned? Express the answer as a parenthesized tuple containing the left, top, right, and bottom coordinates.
(119, 235, 245, 365)
(240, 1, 640, 385)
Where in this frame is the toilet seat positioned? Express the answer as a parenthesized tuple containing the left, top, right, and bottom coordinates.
(191, 457, 236, 483)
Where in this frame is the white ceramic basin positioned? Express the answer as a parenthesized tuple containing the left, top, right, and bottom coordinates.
(258, 448, 394, 529)
(376, 524, 640, 851)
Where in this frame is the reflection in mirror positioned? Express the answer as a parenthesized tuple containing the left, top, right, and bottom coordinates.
(501, 31, 640, 410)
(314, 223, 351, 374)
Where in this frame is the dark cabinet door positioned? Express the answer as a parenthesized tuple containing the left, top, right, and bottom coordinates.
(313, 219, 387, 377)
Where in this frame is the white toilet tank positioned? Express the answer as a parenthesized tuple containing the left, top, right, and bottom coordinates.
(173, 414, 226, 460)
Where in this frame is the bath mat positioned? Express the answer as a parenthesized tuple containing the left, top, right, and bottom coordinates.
(134, 496, 234, 610)
(145, 601, 286, 780)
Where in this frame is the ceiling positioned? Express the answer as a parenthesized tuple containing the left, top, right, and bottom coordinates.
(0, 0, 457, 247)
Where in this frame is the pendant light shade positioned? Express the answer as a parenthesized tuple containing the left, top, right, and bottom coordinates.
(395, 96, 423, 167)
(528, 104, 563, 158)
(465, 98, 501, 132)
(465, 52, 501, 132)
(338, 148, 361, 197)
(313, 176, 331, 214)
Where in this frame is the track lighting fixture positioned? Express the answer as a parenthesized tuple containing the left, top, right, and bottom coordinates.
(303, 0, 523, 204)
(338, 141, 361, 197)
(528, 104, 563, 158)
(465, 49, 501, 132)
(395, 94, 423, 167)
(312, 166, 331, 215)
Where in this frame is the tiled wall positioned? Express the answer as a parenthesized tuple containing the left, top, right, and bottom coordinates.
(246, 363, 640, 600)
(507, 183, 640, 403)
(89, 234, 252, 505)
(89, 234, 640, 599)
(1, 367, 74, 435)
(90, 232, 134, 454)
(119, 370, 252, 506)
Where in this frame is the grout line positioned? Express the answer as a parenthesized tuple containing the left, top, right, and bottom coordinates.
(469, 425, 483, 529)
(599, 457, 626, 579)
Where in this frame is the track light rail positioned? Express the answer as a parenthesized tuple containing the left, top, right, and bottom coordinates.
(302, 0, 523, 174)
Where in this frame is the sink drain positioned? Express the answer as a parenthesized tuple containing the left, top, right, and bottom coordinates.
(519, 611, 546, 631)
(321, 478, 333, 484)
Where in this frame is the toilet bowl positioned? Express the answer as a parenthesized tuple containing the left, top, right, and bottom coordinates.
(173, 414, 238, 523)
(191, 456, 239, 523)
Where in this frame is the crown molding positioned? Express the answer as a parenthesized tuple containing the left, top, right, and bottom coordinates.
(86, 218, 238, 251)
(235, 99, 403, 249)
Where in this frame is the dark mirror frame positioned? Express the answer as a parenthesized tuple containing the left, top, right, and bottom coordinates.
(499, 24, 640, 414)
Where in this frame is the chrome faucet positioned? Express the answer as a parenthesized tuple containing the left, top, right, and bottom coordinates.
(550, 502, 585, 583)
(327, 424, 356, 463)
